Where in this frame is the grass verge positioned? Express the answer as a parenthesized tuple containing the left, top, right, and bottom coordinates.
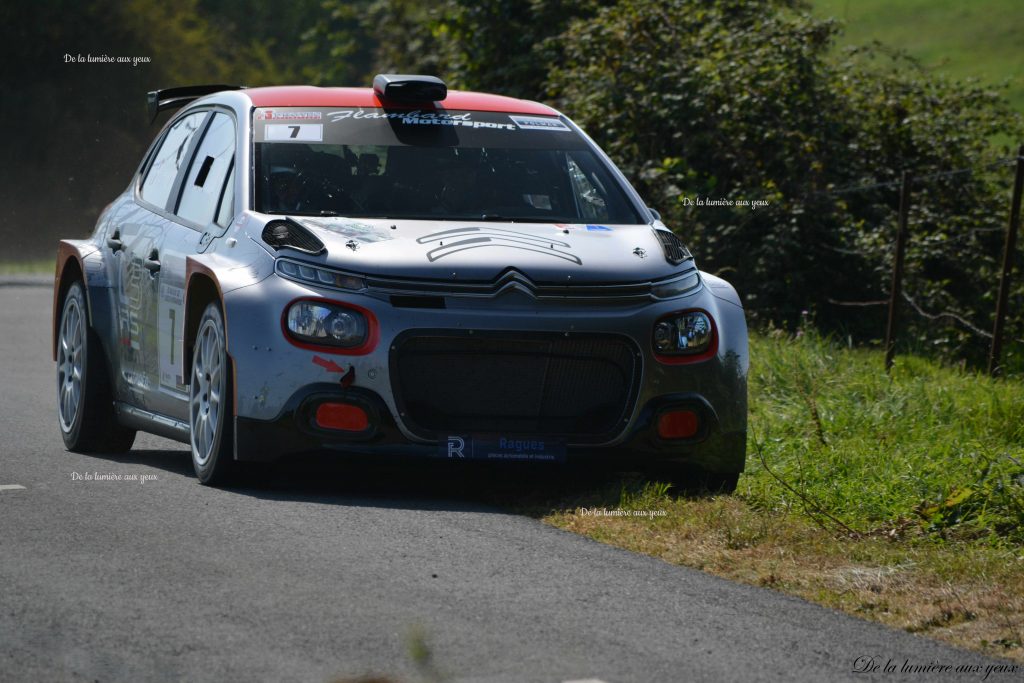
(533, 331, 1024, 661)
(0, 259, 55, 276)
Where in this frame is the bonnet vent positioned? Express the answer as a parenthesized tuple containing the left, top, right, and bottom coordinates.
(653, 229, 693, 265)
(262, 218, 326, 255)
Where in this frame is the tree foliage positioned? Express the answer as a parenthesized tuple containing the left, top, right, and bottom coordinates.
(308, 0, 613, 99)
(546, 0, 1023, 359)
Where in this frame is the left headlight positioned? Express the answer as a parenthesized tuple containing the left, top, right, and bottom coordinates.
(286, 301, 368, 348)
(653, 310, 714, 357)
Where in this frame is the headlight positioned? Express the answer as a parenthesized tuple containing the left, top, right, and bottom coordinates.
(653, 310, 714, 357)
(286, 300, 368, 348)
(651, 271, 700, 299)
(276, 258, 366, 291)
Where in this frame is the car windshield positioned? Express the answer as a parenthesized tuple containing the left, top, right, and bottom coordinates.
(253, 107, 642, 223)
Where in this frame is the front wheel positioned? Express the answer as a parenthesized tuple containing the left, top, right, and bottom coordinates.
(189, 302, 236, 485)
(57, 281, 136, 453)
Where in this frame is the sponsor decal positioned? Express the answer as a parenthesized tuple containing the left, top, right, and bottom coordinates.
(633, 247, 647, 259)
(447, 436, 466, 458)
(298, 218, 392, 243)
(510, 115, 570, 132)
(439, 435, 566, 462)
(555, 223, 613, 232)
(498, 437, 547, 453)
(159, 283, 184, 305)
(327, 109, 517, 131)
(256, 110, 323, 121)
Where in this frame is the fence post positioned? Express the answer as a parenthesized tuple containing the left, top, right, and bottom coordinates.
(989, 144, 1024, 377)
(884, 171, 912, 374)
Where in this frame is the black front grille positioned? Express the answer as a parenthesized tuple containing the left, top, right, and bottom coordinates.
(390, 332, 641, 441)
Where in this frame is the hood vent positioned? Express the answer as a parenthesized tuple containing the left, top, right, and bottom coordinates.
(262, 218, 325, 255)
(653, 229, 693, 265)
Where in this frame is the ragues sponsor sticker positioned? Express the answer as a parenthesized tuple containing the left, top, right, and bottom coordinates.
(440, 435, 566, 462)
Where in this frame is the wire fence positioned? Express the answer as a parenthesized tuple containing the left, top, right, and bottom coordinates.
(814, 146, 1024, 376)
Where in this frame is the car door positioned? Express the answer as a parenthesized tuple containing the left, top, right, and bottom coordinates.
(157, 110, 238, 422)
(117, 110, 208, 413)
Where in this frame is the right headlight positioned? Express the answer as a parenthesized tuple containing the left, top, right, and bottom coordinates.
(653, 310, 714, 357)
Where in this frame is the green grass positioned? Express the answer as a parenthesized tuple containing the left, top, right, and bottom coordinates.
(811, 0, 1024, 113)
(745, 330, 1024, 543)
(0, 259, 55, 276)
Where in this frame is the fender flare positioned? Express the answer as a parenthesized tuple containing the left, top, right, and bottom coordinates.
(53, 241, 100, 361)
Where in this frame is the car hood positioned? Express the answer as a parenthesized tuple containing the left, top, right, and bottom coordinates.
(274, 216, 684, 283)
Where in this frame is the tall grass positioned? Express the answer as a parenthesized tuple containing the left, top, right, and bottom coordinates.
(745, 330, 1024, 544)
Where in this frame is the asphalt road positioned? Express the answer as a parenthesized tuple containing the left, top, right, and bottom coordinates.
(0, 284, 1013, 682)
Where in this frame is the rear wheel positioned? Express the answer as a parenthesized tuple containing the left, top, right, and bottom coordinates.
(57, 281, 136, 453)
(189, 302, 236, 485)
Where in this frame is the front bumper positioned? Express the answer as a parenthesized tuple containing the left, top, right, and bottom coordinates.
(234, 382, 746, 473)
(224, 272, 748, 473)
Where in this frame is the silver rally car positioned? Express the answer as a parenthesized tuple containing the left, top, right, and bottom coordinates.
(53, 75, 748, 488)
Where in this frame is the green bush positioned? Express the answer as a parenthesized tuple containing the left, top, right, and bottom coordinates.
(549, 0, 1023, 361)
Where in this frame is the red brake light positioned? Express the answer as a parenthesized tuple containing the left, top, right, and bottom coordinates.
(657, 410, 699, 439)
(315, 403, 369, 432)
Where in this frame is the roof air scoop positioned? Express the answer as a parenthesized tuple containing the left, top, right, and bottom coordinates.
(372, 74, 447, 103)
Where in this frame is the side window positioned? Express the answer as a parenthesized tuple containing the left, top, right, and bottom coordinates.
(177, 113, 236, 226)
(215, 162, 235, 228)
(140, 112, 207, 210)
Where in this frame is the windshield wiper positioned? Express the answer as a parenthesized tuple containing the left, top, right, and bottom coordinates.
(479, 214, 576, 223)
(264, 210, 342, 217)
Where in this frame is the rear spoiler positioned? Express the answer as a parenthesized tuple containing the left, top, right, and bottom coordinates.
(147, 84, 246, 123)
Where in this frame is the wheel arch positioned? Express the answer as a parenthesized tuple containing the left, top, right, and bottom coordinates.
(183, 262, 224, 382)
(53, 242, 88, 362)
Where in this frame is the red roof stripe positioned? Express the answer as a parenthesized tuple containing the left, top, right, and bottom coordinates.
(245, 86, 558, 116)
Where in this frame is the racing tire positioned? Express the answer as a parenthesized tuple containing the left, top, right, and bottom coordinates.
(189, 302, 237, 485)
(57, 281, 136, 453)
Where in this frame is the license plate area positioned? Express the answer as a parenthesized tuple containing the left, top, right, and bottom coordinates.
(439, 434, 566, 463)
